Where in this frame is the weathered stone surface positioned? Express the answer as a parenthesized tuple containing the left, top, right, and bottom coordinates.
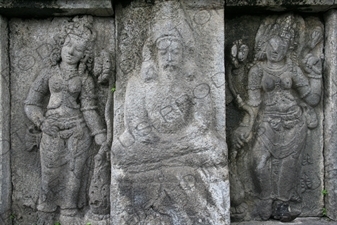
(226, 0, 337, 13)
(0, 0, 113, 17)
(232, 217, 337, 225)
(323, 9, 337, 222)
(0, 15, 11, 225)
(10, 16, 114, 224)
(226, 13, 324, 222)
(112, 1, 229, 224)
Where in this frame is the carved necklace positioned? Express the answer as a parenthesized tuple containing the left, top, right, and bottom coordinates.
(59, 66, 79, 81)
(262, 63, 288, 78)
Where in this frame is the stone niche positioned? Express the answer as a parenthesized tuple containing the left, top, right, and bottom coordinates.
(112, 1, 229, 224)
(1, 0, 337, 225)
(225, 6, 337, 224)
(10, 16, 115, 225)
(226, 13, 324, 222)
(1, 0, 230, 225)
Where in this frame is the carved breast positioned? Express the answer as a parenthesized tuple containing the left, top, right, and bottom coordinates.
(262, 69, 297, 111)
(47, 70, 81, 110)
(68, 77, 82, 94)
(262, 70, 292, 92)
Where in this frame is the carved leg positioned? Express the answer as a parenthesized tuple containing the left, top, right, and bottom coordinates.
(60, 131, 92, 216)
(37, 134, 61, 213)
(252, 138, 273, 220)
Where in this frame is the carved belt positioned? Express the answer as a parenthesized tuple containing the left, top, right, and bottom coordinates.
(263, 105, 303, 130)
(45, 116, 85, 139)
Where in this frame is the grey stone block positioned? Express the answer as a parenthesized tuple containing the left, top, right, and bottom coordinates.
(324, 9, 337, 222)
(0, 0, 113, 17)
(226, 0, 337, 13)
(111, 1, 229, 224)
(0, 15, 11, 225)
(10, 16, 114, 224)
(226, 13, 324, 222)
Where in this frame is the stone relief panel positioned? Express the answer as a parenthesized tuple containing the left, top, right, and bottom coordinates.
(324, 9, 337, 221)
(0, 15, 11, 224)
(112, 0, 229, 224)
(10, 16, 114, 224)
(226, 14, 324, 222)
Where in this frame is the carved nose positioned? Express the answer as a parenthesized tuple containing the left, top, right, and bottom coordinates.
(69, 47, 74, 55)
(168, 52, 172, 61)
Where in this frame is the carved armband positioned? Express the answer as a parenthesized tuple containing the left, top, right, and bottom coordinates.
(307, 73, 322, 79)
(246, 89, 262, 107)
(299, 87, 311, 99)
(92, 129, 107, 136)
(80, 106, 98, 112)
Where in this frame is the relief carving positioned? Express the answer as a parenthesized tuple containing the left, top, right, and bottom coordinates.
(228, 14, 323, 222)
(112, 1, 228, 224)
(23, 16, 111, 224)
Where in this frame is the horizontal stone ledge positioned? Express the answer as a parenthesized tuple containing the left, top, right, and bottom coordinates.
(226, 0, 337, 13)
(232, 217, 335, 225)
(0, 0, 113, 17)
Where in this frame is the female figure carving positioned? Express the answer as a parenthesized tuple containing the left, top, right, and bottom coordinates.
(233, 14, 322, 221)
(24, 16, 107, 221)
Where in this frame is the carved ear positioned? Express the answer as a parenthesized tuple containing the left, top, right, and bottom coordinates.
(81, 54, 90, 63)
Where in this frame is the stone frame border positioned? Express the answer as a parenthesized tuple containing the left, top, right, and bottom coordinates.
(1, 0, 337, 223)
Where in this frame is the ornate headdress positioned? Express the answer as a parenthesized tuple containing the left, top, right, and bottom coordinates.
(255, 14, 296, 61)
(51, 15, 96, 68)
(63, 15, 96, 42)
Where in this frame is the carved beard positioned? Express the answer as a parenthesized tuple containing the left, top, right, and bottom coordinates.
(160, 64, 182, 81)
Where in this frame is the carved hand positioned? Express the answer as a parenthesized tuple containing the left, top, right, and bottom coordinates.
(95, 133, 107, 146)
(309, 27, 323, 49)
(232, 126, 251, 149)
(230, 43, 239, 68)
(139, 132, 160, 144)
(40, 119, 59, 138)
(303, 53, 322, 75)
(94, 143, 110, 164)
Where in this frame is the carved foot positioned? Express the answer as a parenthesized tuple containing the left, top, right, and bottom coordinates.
(60, 208, 78, 216)
(272, 201, 301, 222)
(257, 199, 272, 221)
(230, 203, 248, 222)
(85, 211, 110, 225)
(37, 211, 56, 225)
(59, 214, 83, 225)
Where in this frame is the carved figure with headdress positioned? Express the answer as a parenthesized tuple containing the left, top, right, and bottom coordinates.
(230, 14, 323, 222)
(24, 15, 109, 223)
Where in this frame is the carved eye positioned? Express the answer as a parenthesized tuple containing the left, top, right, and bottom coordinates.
(172, 49, 181, 55)
(159, 49, 167, 55)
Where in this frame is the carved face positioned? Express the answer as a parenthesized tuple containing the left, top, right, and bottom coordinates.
(238, 44, 249, 62)
(266, 36, 289, 63)
(156, 37, 183, 72)
(61, 34, 87, 65)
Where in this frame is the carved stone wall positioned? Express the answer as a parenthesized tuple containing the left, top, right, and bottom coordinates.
(0, 15, 11, 225)
(10, 16, 114, 224)
(324, 10, 337, 222)
(112, 1, 229, 224)
(0, 1, 337, 225)
(226, 13, 325, 222)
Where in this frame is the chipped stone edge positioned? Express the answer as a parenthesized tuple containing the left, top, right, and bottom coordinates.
(0, 0, 114, 17)
(226, 1, 337, 13)
(324, 9, 337, 222)
(0, 15, 11, 224)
